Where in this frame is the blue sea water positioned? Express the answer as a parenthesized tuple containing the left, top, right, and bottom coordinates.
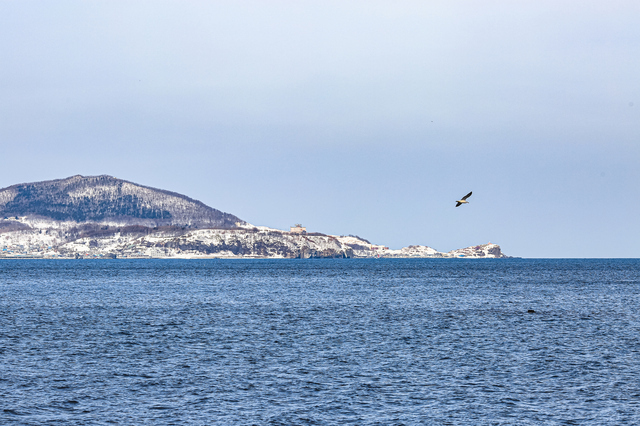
(1, 259, 640, 425)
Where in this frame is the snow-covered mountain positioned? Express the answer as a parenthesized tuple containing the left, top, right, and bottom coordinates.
(0, 176, 511, 259)
(0, 175, 242, 228)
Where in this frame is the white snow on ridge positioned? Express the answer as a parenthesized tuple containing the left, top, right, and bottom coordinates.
(67, 185, 120, 200)
(391, 245, 440, 257)
(0, 217, 508, 259)
(334, 236, 370, 246)
(448, 243, 504, 258)
(0, 189, 16, 207)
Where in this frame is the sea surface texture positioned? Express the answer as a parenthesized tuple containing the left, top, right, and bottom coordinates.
(1, 259, 640, 425)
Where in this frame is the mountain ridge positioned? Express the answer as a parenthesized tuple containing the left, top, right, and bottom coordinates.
(0, 175, 243, 228)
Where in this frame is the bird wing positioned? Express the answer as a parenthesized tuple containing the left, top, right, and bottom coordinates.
(455, 202, 462, 207)
(461, 191, 472, 200)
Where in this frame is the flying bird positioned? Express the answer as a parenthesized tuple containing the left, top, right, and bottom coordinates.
(455, 191, 472, 207)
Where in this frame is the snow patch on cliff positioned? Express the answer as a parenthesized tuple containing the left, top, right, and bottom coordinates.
(0, 217, 509, 259)
(448, 243, 505, 258)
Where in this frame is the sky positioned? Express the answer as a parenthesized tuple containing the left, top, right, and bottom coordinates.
(1, 1, 638, 257)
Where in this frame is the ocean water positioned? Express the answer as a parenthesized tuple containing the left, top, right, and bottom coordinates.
(1, 259, 640, 425)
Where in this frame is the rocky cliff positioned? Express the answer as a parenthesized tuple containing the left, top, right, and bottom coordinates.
(0, 219, 509, 259)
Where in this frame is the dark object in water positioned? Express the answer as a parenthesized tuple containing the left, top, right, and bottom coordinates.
(527, 309, 536, 313)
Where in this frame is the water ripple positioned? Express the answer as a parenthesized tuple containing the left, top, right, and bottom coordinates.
(1, 259, 639, 424)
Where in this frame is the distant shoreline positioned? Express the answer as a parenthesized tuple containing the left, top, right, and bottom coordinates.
(0, 256, 517, 260)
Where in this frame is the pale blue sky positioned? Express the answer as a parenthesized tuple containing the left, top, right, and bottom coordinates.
(1, 1, 638, 257)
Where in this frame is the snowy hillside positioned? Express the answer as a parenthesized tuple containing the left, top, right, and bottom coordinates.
(0, 175, 242, 228)
(0, 217, 510, 259)
(0, 219, 352, 259)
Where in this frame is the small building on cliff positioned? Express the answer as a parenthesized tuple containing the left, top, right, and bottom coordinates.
(290, 224, 307, 234)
